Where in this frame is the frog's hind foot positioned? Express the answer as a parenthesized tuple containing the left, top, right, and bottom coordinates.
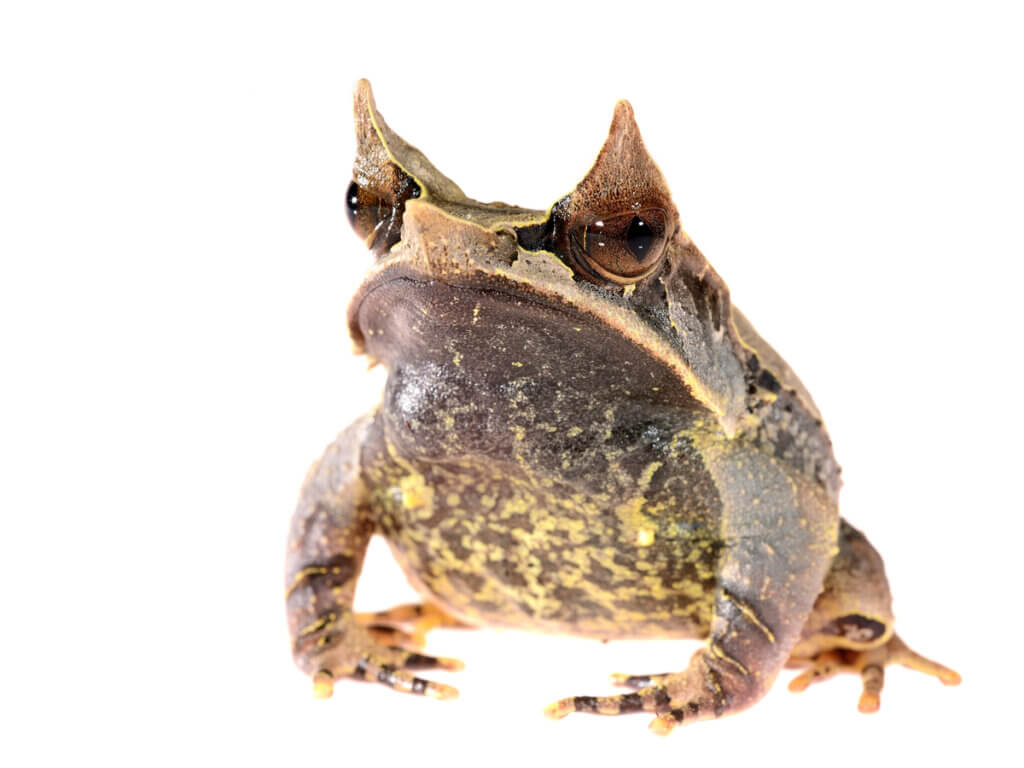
(355, 602, 470, 650)
(786, 633, 961, 713)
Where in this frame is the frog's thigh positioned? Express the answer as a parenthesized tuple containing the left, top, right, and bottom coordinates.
(548, 440, 837, 732)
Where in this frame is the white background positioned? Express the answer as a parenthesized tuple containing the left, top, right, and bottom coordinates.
(2, 2, 1021, 765)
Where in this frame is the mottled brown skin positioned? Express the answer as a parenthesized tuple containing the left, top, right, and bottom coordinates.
(285, 80, 960, 732)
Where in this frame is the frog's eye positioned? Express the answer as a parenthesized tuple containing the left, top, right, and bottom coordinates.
(345, 177, 421, 256)
(567, 208, 668, 284)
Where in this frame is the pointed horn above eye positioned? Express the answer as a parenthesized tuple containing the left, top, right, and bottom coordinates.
(352, 79, 398, 186)
(352, 78, 384, 154)
(351, 79, 465, 203)
(561, 99, 676, 219)
(353, 78, 376, 125)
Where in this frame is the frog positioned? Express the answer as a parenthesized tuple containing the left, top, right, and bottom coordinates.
(284, 79, 960, 734)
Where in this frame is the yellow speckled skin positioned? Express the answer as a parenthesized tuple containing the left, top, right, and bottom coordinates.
(284, 81, 960, 730)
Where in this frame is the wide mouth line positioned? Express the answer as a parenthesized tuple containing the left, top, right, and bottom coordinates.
(351, 265, 587, 327)
(346, 257, 623, 353)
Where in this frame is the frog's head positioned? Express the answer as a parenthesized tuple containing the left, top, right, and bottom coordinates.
(345, 80, 826, 450)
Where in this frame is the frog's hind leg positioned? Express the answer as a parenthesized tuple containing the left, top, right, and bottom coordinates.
(356, 602, 471, 649)
(545, 442, 839, 734)
(286, 414, 464, 701)
(785, 521, 960, 712)
(787, 633, 961, 713)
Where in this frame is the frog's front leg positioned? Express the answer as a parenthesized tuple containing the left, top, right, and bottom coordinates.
(285, 413, 463, 700)
(545, 440, 838, 734)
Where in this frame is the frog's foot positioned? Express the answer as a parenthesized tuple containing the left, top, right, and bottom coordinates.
(544, 684, 671, 721)
(786, 633, 961, 713)
(544, 661, 734, 735)
(355, 602, 470, 649)
(297, 618, 464, 701)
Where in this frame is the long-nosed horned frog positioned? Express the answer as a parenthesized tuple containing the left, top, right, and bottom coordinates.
(284, 80, 960, 734)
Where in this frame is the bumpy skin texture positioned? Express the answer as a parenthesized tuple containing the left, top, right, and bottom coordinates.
(285, 81, 959, 732)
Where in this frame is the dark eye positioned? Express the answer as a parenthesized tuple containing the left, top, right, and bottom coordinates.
(345, 176, 421, 256)
(626, 216, 655, 258)
(345, 180, 365, 227)
(345, 179, 385, 241)
(568, 208, 668, 284)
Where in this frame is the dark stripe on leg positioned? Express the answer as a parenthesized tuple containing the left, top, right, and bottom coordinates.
(618, 693, 644, 713)
(653, 687, 671, 709)
(704, 660, 726, 717)
(573, 696, 599, 713)
(285, 554, 358, 600)
(377, 664, 397, 686)
(399, 652, 441, 669)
